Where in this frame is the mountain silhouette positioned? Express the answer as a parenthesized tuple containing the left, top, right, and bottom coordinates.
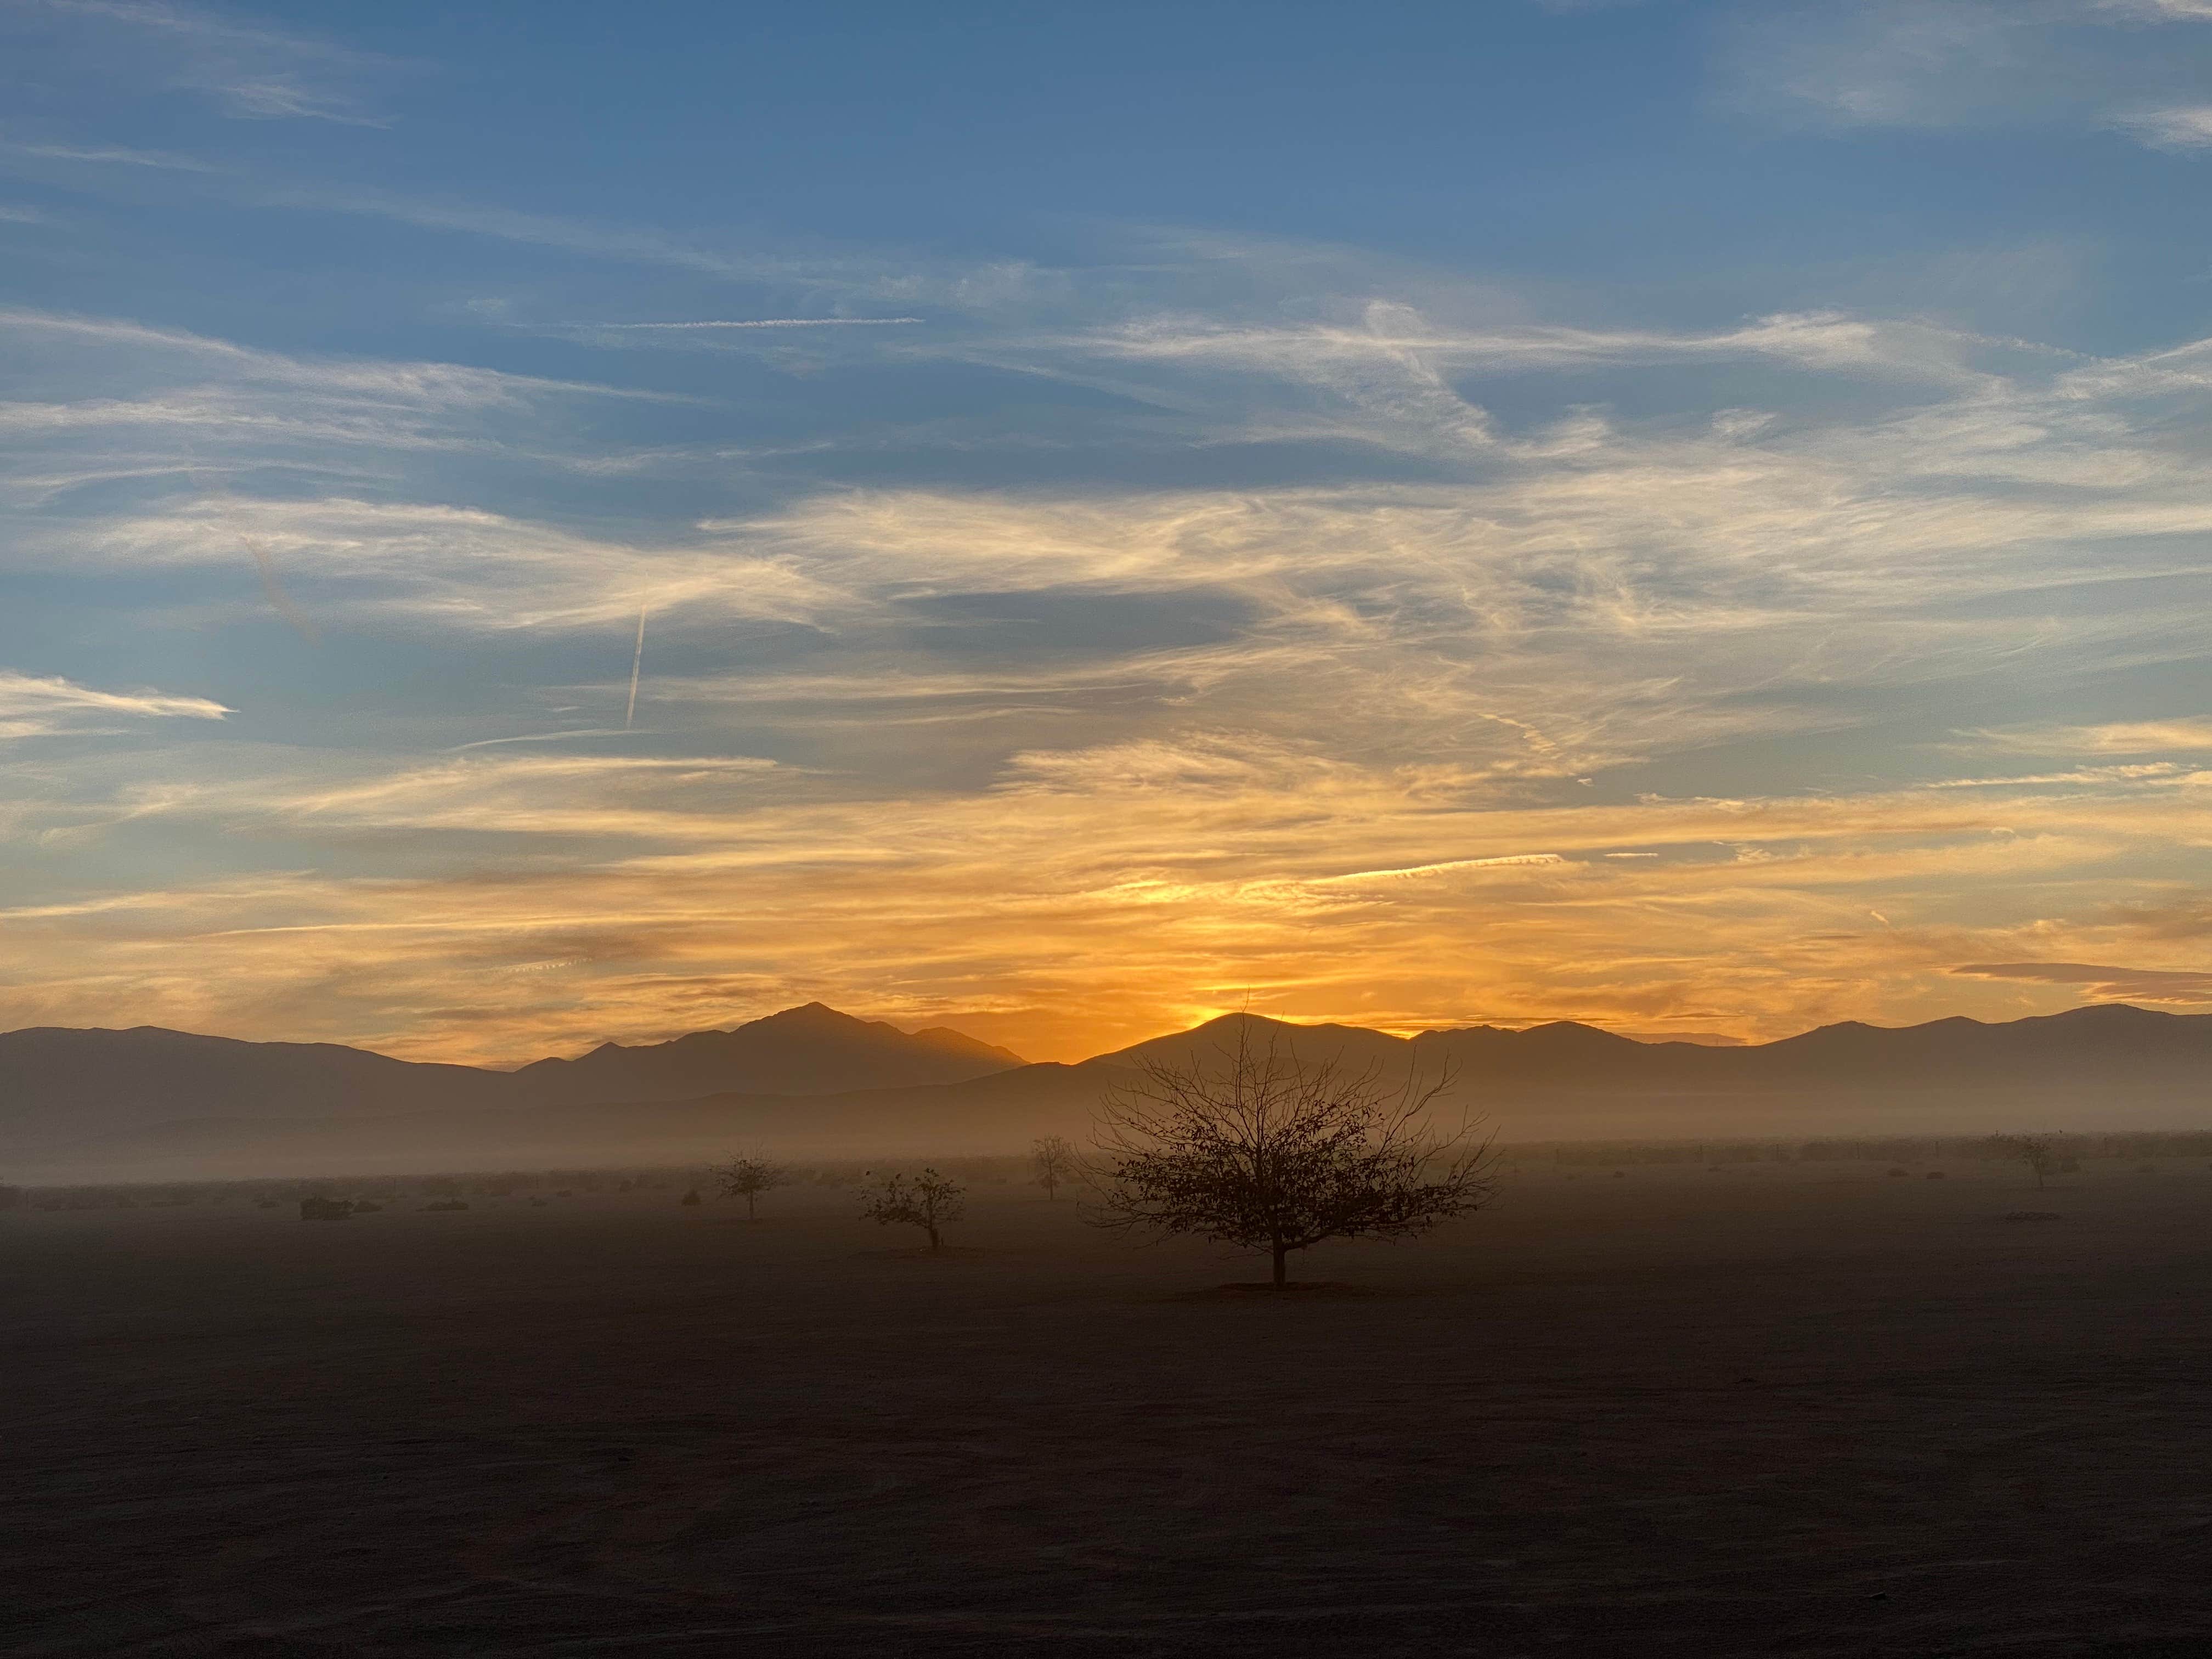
(7, 1001, 2210, 1179)
(508, 1002, 1024, 1104)
(0, 1003, 1022, 1148)
(0, 1026, 522, 1142)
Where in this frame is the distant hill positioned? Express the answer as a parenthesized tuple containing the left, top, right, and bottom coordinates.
(0, 1003, 1024, 1150)
(507, 1002, 1024, 1104)
(7, 1002, 2209, 1180)
(1093, 1012, 1415, 1077)
(1417, 1003, 2212, 1094)
(0, 1026, 521, 1142)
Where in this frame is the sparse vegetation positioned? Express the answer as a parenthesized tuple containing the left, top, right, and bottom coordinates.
(857, 1167, 965, 1251)
(1990, 1133, 2061, 1190)
(1030, 1135, 1077, 1200)
(709, 1155, 788, 1219)
(1085, 1030, 1497, 1288)
(298, 1196, 353, 1221)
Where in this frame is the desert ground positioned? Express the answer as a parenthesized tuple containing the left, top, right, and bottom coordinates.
(6, 1155, 2211, 1657)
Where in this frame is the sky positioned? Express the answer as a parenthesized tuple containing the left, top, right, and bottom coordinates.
(5, 0, 2212, 1064)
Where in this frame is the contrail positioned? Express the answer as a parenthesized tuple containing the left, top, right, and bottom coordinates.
(625, 601, 647, 729)
(202, 478, 319, 642)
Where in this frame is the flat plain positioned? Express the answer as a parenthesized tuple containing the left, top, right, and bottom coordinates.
(6, 1159, 2210, 1657)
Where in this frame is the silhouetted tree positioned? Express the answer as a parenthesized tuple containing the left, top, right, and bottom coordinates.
(1030, 1135, 1077, 1200)
(710, 1155, 787, 1218)
(680, 1187, 703, 1207)
(1085, 1030, 1497, 1287)
(858, 1167, 964, 1251)
(1991, 1133, 2060, 1190)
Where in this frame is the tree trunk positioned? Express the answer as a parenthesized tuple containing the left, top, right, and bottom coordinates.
(747, 1193, 757, 1218)
(1271, 1242, 1287, 1287)
(927, 1222, 941, 1251)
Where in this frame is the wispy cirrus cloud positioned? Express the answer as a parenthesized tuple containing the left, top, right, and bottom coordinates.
(4, 743, 2205, 1060)
(0, 670, 229, 741)
(1961, 720, 2212, 755)
(9, 0, 402, 124)
(8, 140, 223, 171)
(586, 318, 927, 331)
(1953, 961, 2212, 1001)
(14, 230, 2212, 1057)
(1721, 0, 2212, 150)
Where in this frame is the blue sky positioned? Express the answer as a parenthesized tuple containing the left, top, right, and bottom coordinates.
(7, 0, 2212, 1062)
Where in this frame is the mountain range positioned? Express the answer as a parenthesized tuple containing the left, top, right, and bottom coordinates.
(4, 1002, 2208, 1180)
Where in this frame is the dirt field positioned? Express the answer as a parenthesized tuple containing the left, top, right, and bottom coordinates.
(6, 1159, 2211, 1657)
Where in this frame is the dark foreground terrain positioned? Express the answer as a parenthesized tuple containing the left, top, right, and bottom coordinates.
(5, 1159, 2211, 1657)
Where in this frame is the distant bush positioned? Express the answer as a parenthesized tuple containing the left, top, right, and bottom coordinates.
(1990, 1134, 2061, 1190)
(858, 1167, 965, 1251)
(0, 1182, 22, 1212)
(708, 1156, 786, 1217)
(421, 1199, 470, 1212)
(299, 1196, 353, 1221)
(1030, 1135, 1077, 1201)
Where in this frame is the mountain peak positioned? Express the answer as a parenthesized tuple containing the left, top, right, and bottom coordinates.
(753, 1001, 864, 1029)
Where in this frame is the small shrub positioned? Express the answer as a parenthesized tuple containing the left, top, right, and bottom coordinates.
(708, 1156, 786, 1217)
(858, 1167, 965, 1251)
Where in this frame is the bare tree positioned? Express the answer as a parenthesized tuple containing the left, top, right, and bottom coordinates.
(1990, 1133, 2060, 1190)
(858, 1167, 965, 1251)
(710, 1155, 788, 1219)
(1084, 1029, 1497, 1286)
(1030, 1135, 1077, 1200)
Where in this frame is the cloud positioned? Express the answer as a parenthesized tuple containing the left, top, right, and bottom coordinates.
(585, 318, 927, 331)
(5, 749, 2205, 1060)
(2110, 105, 2212, 146)
(1722, 1, 2212, 149)
(1311, 854, 1567, 883)
(16, 230, 2212, 1057)
(1963, 720, 2212, 755)
(0, 670, 229, 741)
(0, 307, 697, 528)
(68, 496, 837, 632)
(1952, 961, 2212, 1001)
(9, 140, 222, 171)
(13, 0, 401, 124)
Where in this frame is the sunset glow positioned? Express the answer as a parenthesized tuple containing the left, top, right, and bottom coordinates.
(7, 2, 2212, 1063)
